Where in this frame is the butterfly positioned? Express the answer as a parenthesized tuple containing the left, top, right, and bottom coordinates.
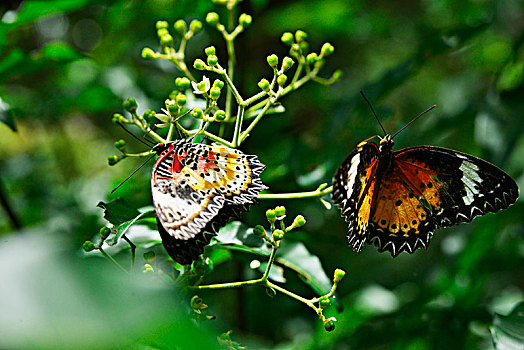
(332, 95, 519, 256)
(151, 140, 267, 264)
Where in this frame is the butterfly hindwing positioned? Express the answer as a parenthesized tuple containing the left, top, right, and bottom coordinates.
(332, 143, 380, 252)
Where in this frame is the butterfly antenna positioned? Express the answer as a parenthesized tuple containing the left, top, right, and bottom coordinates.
(360, 90, 387, 135)
(110, 153, 156, 194)
(117, 122, 155, 148)
(392, 104, 436, 139)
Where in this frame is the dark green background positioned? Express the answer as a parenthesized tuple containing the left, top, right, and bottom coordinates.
(1, 0, 523, 348)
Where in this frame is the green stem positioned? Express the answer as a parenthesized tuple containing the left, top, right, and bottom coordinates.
(266, 281, 317, 311)
(232, 104, 245, 147)
(99, 247, 128, 274)
(257, 185, 333, 200)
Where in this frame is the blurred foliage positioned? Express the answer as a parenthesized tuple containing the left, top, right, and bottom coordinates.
(1, 0, 523, 349)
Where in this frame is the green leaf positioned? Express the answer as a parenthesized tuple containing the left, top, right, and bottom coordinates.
(497, 61, 524, 92)
(491, 302, 524, 350)
(97, 198, 141, 226)
(277, 241, 332, 296)
(108, 209, 156, 245)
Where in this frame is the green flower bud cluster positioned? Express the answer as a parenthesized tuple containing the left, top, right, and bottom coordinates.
(141, 47, 156, 60)
(238, 13, 252, 28)
(261, 206, 307, 245)
(173, 19, 203, 37)
(175, 77, 191, 91)
(281, 30, 309, 53)
(190, 295, 216, 321)
(191, 108, 204, 119)
(111, 113, 126, 125)
(99, 226, 111, 240)
(143, 109, 156, 123)
(123, 97, 137, 113)
(258, 78, 270, 92)
(114, 139, 126, 152)
(156, 21, 173, 47)
(107, 155, 121, 166)
(323, 317, 337, 332)
(333, 268, 346, 283)
(82, 240, 96, 252)
(206, 12, 220, 27)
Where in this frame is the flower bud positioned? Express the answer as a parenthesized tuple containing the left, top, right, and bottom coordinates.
(112, 113, 125, 125)
(332, 69, 343, 81)
(238, 13, 252, 27)
(157, 28, 169, 37)
(281, 32, 294, 45)
(267, 54, 278, 68)
(207, 54, 218, 66)
(306, 52, 318, 65)
(295, 30, 307, 42)
(193, 59, 206, 70)
(213, 109, 226, 121)
(189, 19, 202, 34)
(123, 97, 137, 112)
(213, 79, 224, 89)
(320, 298, 331, 308)
(175, 94, 187, 107)
(272, 229, 285, 241)
(299, 41, 309, 52)
(191, 108, 204, 119)
(294, 215, 306, 227)
(275, 206, 286, 217)
(160, 34, 173, 46)
(114, 139, 126, 151)
(141, 47, 155, 60)
(276, 74, 287, 86)
(282, 56, 294, 71)
(156, 20, 168, 30)
(167, 101, 178, 114)
(175, 77, 191, 91)
(82, 240, 96, 252)
(205, 46, 216, 56)
(253, 225, 266, 238)
(143, 109, 156, 123)
(173, 19, 187, 35)
(334, 268, 346, 283)
(206, 12, 220, 26)
(209, 87, 221, 100)
(143, 251, 156, 263)
(190, 295, 206, 310)
(266, 209, 276, 222)
(258, 78, 270, 92)
(99, 226, 111, 239)
(321, 42, 335, 56)
(142, 264, 154, 274)
(107, 155, 120, 166)
(324, 317, 336, 332)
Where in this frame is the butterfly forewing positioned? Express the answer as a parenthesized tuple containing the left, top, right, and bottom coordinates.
(332, 143, 380, 252)
(151, 140, 267, 264)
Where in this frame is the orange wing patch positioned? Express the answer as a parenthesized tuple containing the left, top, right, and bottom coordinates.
(368, 161, 443, 255)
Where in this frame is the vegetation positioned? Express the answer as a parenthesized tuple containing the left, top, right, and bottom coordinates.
(0, 0, 523, 349)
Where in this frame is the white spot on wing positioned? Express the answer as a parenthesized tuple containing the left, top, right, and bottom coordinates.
(346, 153, 361, 200)
(459, 161, 482, 206)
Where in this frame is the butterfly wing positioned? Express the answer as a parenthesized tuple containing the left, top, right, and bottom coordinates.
(151, 141, 225, 241)
(367, 146, 519, 256)
(152, 140, 267, 264)
(186, 143, 268, 205)
(332, 143, 380, 252)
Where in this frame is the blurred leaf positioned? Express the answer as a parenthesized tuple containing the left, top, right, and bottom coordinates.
(11, 0, 92, 27)
(491, 302, 524, 350)
(97, 198, 140, 226)
(0, 49, 26, 81)
(0, 232, 220, 349)
(497, 61, 524, 92)
(39, 41, 81, 62)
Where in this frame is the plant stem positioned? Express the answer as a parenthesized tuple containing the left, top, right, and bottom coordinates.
(258, 186, 333, 200)
(99, 247, 128, 274)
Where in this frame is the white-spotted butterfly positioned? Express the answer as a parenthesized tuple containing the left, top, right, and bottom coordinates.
(151, 140, 267, 264)
(332, 93, 519, 256)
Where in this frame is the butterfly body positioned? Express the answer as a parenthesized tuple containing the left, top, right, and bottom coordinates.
(151, 140, 267, 264)
(332, 134, 519, 256)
